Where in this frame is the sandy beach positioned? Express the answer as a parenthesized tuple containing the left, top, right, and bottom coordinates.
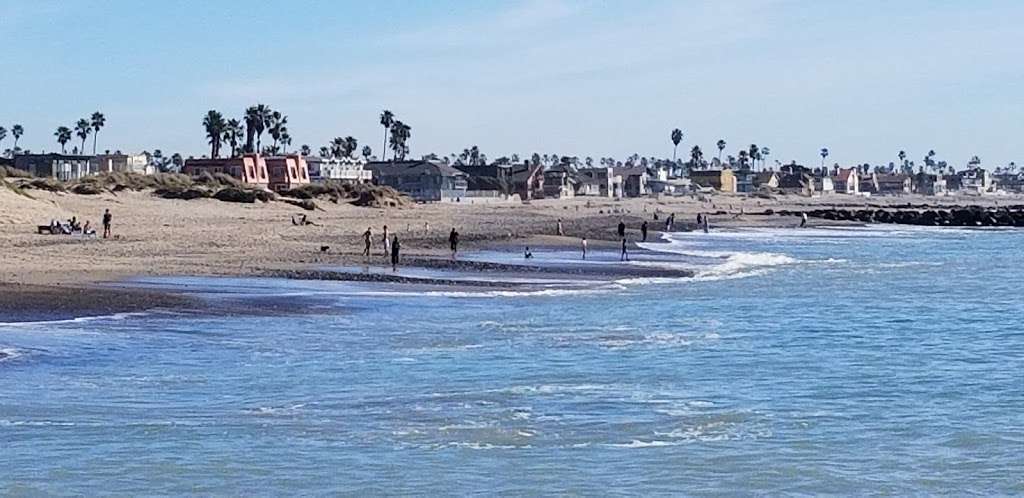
(2, 187, 1023, 318)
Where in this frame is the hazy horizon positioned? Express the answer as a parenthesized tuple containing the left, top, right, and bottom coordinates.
(2, 0, 1021, 168)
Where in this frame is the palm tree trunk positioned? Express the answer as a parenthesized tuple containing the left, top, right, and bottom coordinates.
(673, 145, 677, 161)
(93, 133, 98, 154)
(383, 128, 388, 161)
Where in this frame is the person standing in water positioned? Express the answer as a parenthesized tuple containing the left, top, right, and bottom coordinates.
(362, 227, 372, 257)
(449, 228, 459, 259)
(703, 215, 710, 234)
(800, 212, 808, 228)
(390, 234, 401, 271)
(581, 237, 588, 260)
(640, 221, 648, 242)
(620, 237, 629, 261)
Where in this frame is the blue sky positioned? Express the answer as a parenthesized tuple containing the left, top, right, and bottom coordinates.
(1, 0, 1022, 168)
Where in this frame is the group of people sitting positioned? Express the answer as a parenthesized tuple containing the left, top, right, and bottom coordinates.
(41, 209, 112, 238)
(47, 217, 96, 237)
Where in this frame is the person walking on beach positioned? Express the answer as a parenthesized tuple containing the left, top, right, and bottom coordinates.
(101, 209, 112, 239)
(617, 219, 626, 238)
(581, 237, 588, 260)
(362, 227, 372, 257)
(665, 213, 674, 232)
(449, 228, 459, 259)
(696, 213, 703, 227)
(382, 225, 391, 257)
(556, 218, 564, 236)
(620, 237, 629, 261)
(703, 215, 710, 234)
(390, 234, 401, 271)
(800, 212, 808, 228)
(641, 221, 648, 242)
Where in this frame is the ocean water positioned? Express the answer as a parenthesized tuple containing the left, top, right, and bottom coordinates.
(2, 226, 1023, 495)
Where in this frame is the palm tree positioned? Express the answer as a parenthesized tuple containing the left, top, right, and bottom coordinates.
(671, 128, 683, 161)
(11, 124, 24, 151)
(267, 111, 288, 152)
(300, 144, 312, 156)
(380, 110, 394, 161)
(748, 144, 759, 170)
(898, 150, 906, 169)
(761, 147, 770, 168)
(202, 110, 226, 158)
(342, 136, 358, 158)
(362, 145, 372, 160)
(170, 153, 183, 172)
(74, 120, 91, 154)
(90, 112, 106, 154)
(0, 127, 7, 151)
(223, 119, 244, 157)
(820, 148, 829, 168)
(738, 150, 749, 169)
(280, 131, 292, 154)
(716, 139, 726, 161)
(54, 126, 72, 153)
(244, 104, 273, 153)
(389, 120, 411, 160)
(690, 145, 703, 170)
(319, 146, 331, 158)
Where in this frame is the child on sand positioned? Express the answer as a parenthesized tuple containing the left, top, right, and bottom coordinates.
(449, 228, 459, 259)
(620, 237, 629, 261)
(362, 228, 372, 256)
(102, 210, 112, 238)
(581, 237, 588, 260)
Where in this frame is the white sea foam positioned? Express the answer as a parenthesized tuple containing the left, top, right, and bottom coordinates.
(0, 347, 24, 362)
(0, 312, 148, 328)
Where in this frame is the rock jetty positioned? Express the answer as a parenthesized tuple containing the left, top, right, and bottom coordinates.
(775, 205, 1024, 227)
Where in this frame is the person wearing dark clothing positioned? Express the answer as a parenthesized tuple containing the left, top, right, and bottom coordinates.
(640, 221, 648, 242)
(101, 210, 112, 239)
(617, 220, 626, 238)
(696, 213, 703, 226)
(620, 237, 629, 261)
(449, 228, 459, 258)
(391, 235, 401, 271)
(362, 228, 372, 257)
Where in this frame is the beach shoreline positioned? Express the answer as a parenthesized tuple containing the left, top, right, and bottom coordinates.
(3, 188, 1023, 321)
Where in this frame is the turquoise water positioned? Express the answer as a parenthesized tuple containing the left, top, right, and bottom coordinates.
(2, 226, 1023, 495)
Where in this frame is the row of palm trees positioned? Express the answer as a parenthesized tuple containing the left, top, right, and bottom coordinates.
(47, 113, 106, 155)
(202, 105, 294, 158)
(379, 110, 412, 161)
(0, 124, 25, 154)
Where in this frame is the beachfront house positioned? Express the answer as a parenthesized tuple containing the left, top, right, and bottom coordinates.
(183, 154, 270, 187)
(575, 167, 622, 198)
(777, 172, 814, 196)
(306, 156, 372, 184)
(265, 155, 311, 192)
(366, 160, 468, 202)
(510, 162, 544, 201)
(859, 172, 879, 195)
(832, 168, 860, 194)
(12, 153, 94, 181)
(688, 168, 737, 193)
(813, 171, 835, 195)
(542, 163, 577, 199)
(875, 174, 912, 195)
(958, 168, 993, 195)
(613, 166, 649, 197)
(736, 170, 779, 193)
(914, 172, 948, 196)
(994, 172, 1024, 193)
(92, 153, 154, 175)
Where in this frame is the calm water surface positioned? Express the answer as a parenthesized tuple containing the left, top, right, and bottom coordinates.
(2, 226, 1022, 495)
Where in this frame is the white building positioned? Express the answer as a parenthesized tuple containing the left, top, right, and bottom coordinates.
(307, 156, 372, 184)
(92, 153, 154, 175)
